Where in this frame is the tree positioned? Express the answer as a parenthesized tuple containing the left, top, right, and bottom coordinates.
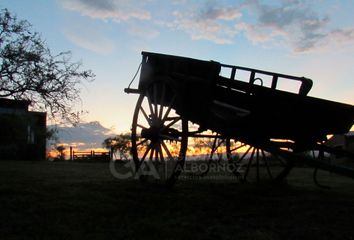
(0, 8, 95, 123)
(55, 145, 66, 161)
(103, 134, 131, 160)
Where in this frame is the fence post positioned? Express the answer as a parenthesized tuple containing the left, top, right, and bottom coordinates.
(70, 146, 73, 161)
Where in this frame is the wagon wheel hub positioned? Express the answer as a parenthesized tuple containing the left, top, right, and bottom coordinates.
(141, 126, 161, 142)
(141, 124, 181, 142)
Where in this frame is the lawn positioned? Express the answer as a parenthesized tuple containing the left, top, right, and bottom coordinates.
(1, 160, 354, 240)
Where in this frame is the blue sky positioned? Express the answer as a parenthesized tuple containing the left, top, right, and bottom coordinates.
(1, 0, 354, 132)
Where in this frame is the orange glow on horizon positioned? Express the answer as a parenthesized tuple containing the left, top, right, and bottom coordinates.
(47, 146, 110, 160)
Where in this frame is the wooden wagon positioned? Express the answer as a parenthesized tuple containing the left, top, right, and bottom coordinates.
(125, 52, 354, 185)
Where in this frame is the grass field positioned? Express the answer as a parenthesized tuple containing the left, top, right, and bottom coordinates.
(1, 160, 354, 240)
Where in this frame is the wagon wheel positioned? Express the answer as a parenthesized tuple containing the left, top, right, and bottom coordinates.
(131, 81, 188, 185)
(225, 139, 292, 183)
(312, 141, 354, 188)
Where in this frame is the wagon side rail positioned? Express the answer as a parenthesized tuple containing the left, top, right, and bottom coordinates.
(219, 63, 313, 96)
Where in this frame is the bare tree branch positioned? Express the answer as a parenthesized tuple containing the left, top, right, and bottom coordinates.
(0, 8, 95, 124)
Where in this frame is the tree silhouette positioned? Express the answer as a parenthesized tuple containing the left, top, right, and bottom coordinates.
(55, 145, 66, 161)
(102, 134, 131, 160)
(0, 8, 95, 123)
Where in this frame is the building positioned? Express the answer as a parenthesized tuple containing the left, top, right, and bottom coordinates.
(0, 98, 46, 160)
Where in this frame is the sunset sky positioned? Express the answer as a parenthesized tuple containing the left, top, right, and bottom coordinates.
(2, 0, 354, 133)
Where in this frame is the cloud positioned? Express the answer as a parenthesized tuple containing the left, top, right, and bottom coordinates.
(328, 28, 354, 43)
(170, 5, 242, 44)
(64, 26, 116, 54)
(127, 24, 159, 39)
(238, 0, 327, 51)
(199, 6, 242, 21)
(235, 22, 283, 44)
(61, 0, 151, 21)
(51, 121, 116, 149)
(241, 0, 354, 52)
(60, 0, 354, 53)
(164, 0, 354, 52)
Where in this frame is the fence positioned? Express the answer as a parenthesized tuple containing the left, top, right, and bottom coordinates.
(69, 147, 112, 161)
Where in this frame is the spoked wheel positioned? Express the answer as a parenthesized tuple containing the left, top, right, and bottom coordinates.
(226, 139, 292, 183)
(131, 81, 188, 186)
(312, 141, 354, 188)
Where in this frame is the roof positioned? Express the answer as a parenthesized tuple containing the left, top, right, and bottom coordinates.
(0, 98, 31, 110)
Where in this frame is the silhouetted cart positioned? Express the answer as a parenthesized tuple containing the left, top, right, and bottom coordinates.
(125, 52, 354, 185)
